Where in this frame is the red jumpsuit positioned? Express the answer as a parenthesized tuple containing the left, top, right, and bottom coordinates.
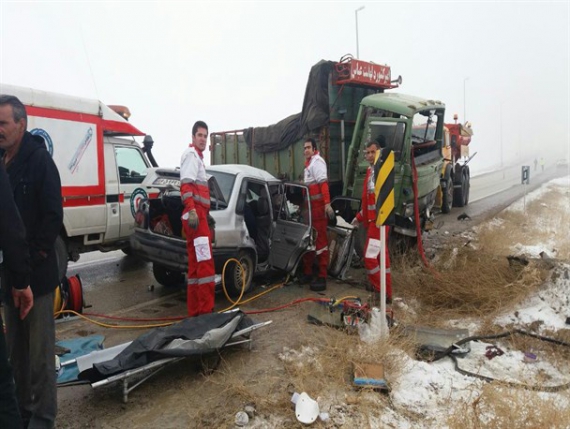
(180, 144, 216, 316)
(356, 166, 392, 299)
(302, 151, 330, 279)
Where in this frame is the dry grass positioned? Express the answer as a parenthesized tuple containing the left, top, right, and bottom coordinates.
(447, 383, 570, 429)
(477, 185, 570, 260)
(179, 185, 569, 428)
(391, 245, 548, 329)
(179, 316, 419, 428)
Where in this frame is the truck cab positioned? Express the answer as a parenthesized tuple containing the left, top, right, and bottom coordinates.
(344, 93, 445, 237)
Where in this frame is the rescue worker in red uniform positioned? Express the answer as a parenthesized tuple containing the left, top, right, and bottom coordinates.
(180, 121, 216, 316)
(300, 138, 335, 291)
(352, 137, 392, 302)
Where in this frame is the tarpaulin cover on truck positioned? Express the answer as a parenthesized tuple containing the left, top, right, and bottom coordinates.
(243, 60, 335, 153)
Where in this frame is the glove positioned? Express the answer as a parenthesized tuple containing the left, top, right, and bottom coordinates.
(186, 209, 199, 229)
(325, 204, 335, 221)
(351, 218, 359, 228)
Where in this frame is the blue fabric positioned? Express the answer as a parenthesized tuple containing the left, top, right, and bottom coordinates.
(56, 336, 104, 384)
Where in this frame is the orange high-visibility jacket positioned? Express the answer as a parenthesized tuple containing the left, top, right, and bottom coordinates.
(180, 145, 210, 212)
(356, 166, 376, 224)
(304, 152, 330, 220)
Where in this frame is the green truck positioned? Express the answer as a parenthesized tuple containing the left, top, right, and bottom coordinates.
(210, 56, 444, 237)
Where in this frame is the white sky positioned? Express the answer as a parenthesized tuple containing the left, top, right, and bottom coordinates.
(1, 1, 568, 172)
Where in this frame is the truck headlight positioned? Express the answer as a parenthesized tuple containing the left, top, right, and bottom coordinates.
(403, 203, 414, 218)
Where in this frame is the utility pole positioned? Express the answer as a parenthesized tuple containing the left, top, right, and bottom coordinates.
(463, 77, 470, 121)
(355, 6, 365, 59)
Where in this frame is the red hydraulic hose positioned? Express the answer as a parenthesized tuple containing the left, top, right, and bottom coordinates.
(410, 152, 429, 267)
(410, 152, 441, 278)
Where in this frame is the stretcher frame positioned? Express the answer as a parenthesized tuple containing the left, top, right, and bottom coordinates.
(90, 320, 272, 403)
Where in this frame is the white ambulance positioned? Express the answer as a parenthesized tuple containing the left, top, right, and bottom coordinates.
(2, 84, 160, 278)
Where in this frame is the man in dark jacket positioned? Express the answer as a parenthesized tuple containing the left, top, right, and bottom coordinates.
(0, 94, 63, 429)
(0, 161, 33, 429)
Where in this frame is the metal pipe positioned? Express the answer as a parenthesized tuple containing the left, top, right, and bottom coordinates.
(340, 110, 346, 180)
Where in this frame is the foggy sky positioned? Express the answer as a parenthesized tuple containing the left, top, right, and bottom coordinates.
(1, 1, 568, 173)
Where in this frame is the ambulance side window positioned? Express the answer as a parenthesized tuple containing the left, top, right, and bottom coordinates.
(115, 147, 148, 184)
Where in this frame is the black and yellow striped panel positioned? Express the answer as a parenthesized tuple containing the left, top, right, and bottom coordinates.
(374, 148, 395, 226)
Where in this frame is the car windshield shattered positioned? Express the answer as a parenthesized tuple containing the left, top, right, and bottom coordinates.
(207, 170, 235, 206)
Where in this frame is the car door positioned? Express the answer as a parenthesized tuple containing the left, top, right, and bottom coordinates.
(268, 183, 314, 273)
(327, 196, 361, 279)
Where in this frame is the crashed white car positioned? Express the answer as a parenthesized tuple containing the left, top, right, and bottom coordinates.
(130, 164, 359, 295)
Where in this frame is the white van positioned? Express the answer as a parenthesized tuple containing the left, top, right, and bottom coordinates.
(2, 84, 160, 278)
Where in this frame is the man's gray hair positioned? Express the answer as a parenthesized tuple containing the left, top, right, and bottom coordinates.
(0, 94, 27, 123)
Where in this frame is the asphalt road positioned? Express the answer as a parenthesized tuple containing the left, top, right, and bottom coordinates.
(436, 165, 567, 234)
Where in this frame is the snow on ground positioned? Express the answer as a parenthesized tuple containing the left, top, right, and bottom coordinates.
(496, 263, 570, 331)
(276, 177, 570, 428)
(383, 176, 570, 427)
(506, 175, 570, 258)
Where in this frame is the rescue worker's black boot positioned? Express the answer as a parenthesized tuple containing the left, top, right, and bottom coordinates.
(298, 274, 313, 285)
(310, 277, 327, 292)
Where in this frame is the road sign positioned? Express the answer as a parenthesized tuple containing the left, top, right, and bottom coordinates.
(374, 148, 395, 226)
(521, 166, 530, 184)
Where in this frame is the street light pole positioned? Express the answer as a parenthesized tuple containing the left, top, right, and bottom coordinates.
(463, 77, 470, 121)
(500, 101, 505, 178)
(355, 6, 365, 59)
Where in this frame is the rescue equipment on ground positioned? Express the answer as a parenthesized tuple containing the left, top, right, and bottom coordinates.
(54, 274, 85, 317)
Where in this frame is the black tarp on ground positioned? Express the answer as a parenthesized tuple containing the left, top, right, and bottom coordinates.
(80, 311, 253, 382)
(243, 60, 335, 153)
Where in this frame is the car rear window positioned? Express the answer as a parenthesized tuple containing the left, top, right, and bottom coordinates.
(206, 170, 236, 204)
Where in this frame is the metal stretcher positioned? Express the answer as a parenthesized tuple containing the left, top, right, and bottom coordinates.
(81, 320, 272, 403)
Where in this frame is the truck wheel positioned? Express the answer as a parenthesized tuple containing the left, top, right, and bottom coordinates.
(152, 264, 184, 288)
(453, 171, 466, 208)
(54, 236, 68, 281)
(441, 176, 454, 213)
(463, 171, 470, 206)
(223, 251, 254, 298)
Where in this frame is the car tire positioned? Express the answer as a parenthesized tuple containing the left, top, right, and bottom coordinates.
(55, 235, 68, 281)
(153, 263, 184, 288)
(224, 251, 254, 298)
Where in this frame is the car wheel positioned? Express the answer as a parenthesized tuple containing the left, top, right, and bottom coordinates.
(224, 251, 254, 298)
(153, 263, 184, 288)
(55, 235, 68, 281)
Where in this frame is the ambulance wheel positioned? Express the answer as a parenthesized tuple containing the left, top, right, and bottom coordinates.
(224, 251, 254, 298)
(55, 236, 68, 281)
(153, 264, 184, 288)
